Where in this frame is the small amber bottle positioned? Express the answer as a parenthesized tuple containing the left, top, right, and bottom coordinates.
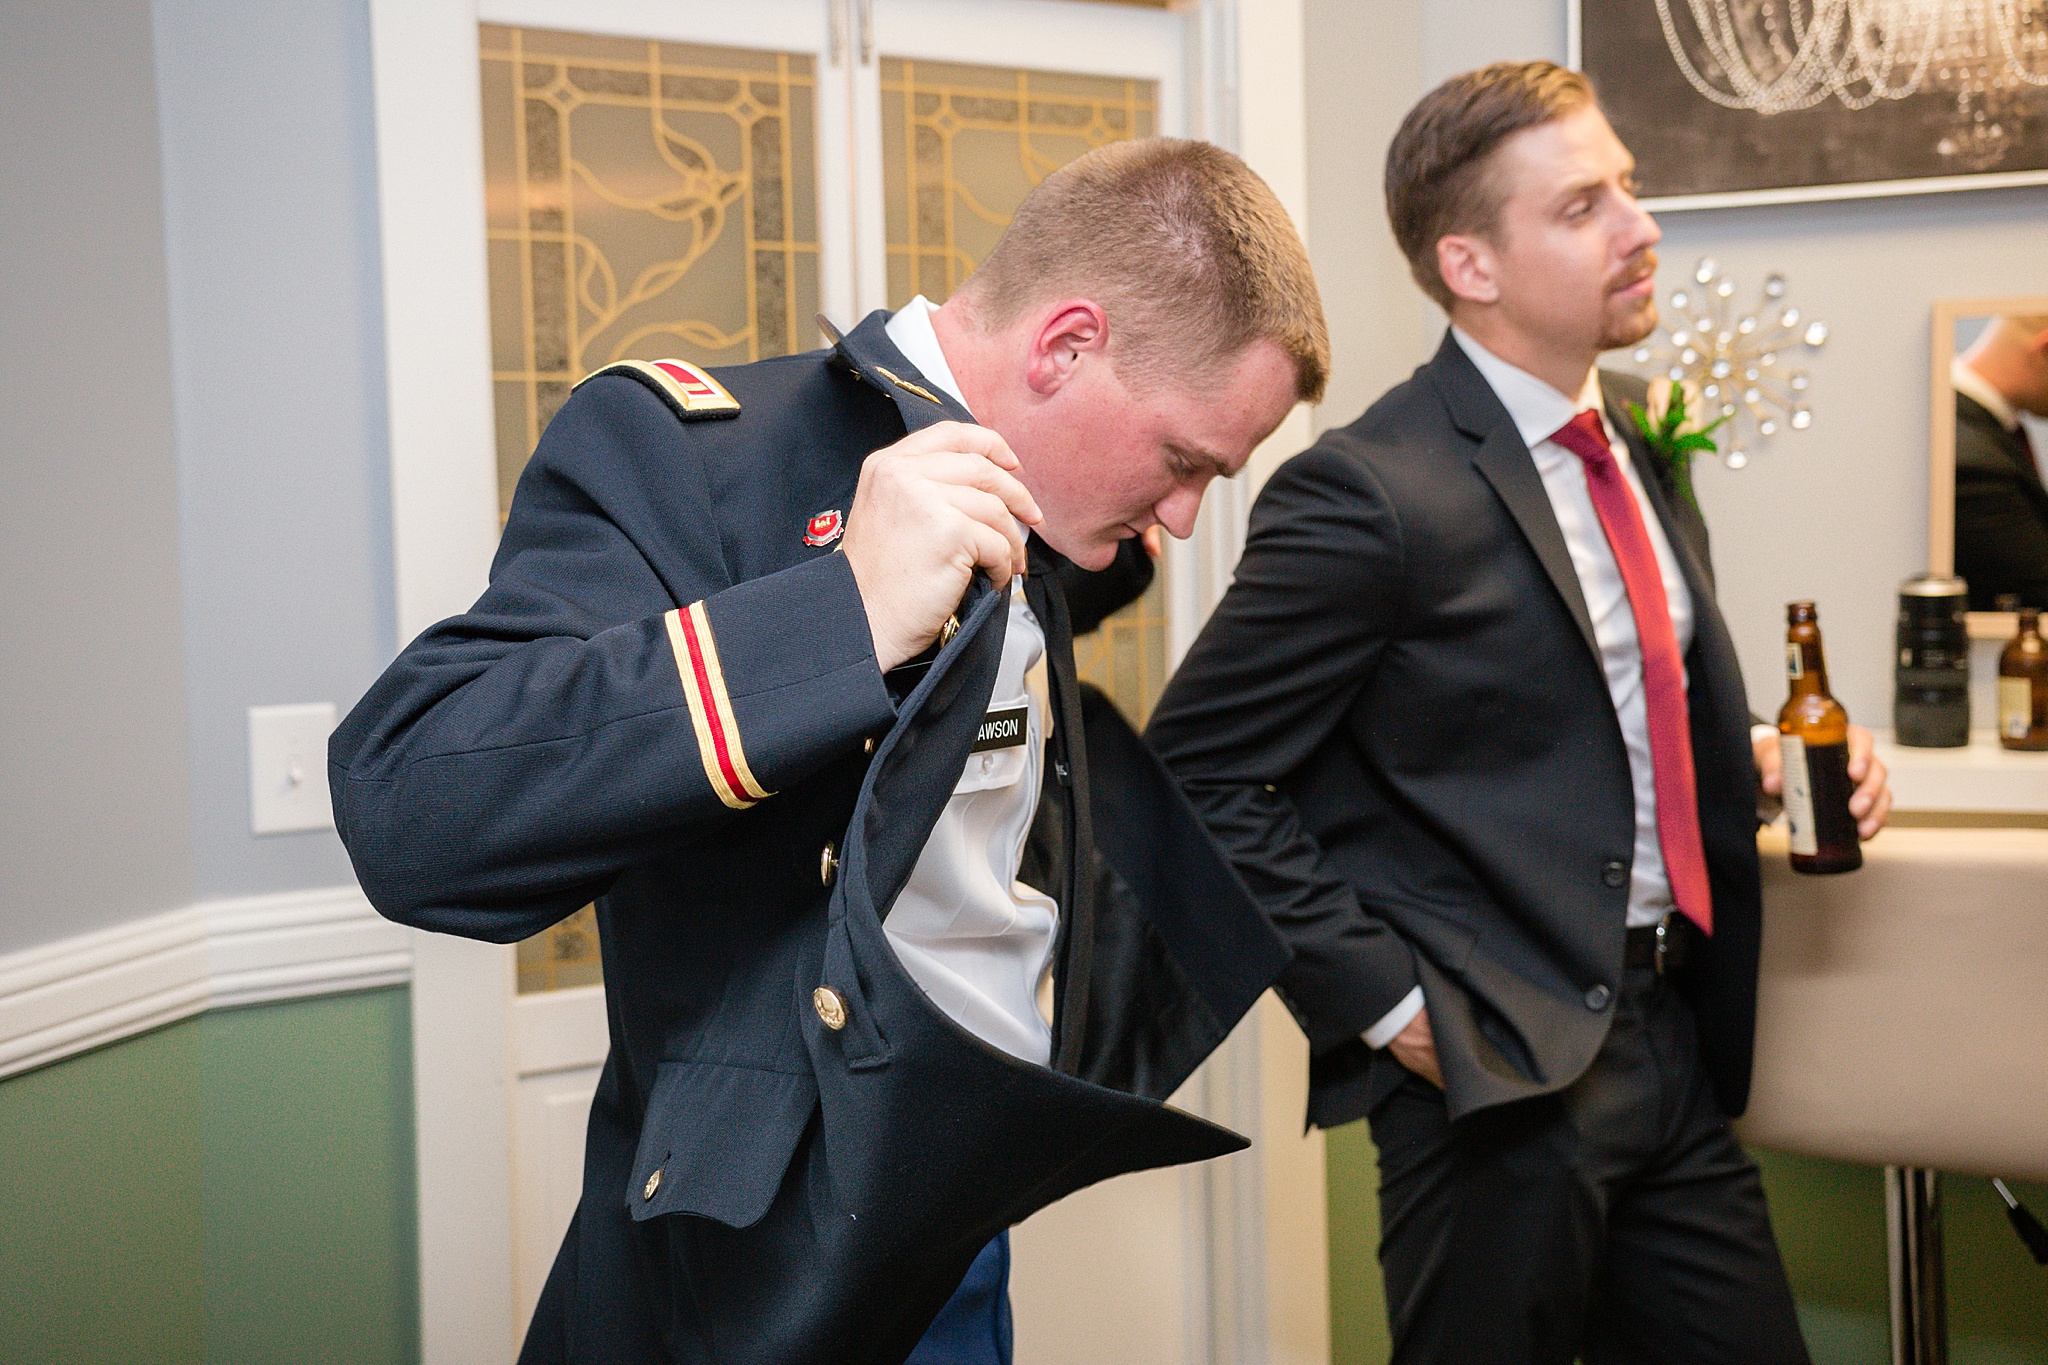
(1998, 608, 2048, 751)
(1778, 601, 1862, 874)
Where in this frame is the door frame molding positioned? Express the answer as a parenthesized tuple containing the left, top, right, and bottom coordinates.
(362, 2, 1317, 1358)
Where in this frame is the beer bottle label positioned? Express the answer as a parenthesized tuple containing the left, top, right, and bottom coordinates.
(2001, 677, 2033, 740)
(1779, 733, 1817, 856)
(1786, 642, 1804, 680)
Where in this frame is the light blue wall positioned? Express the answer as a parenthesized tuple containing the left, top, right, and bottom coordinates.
(2, 0, 394, 955)
(152, 0, 395, 901)
(0, 0, 196, 955)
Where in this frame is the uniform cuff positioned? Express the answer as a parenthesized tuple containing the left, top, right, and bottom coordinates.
(1362, 985, 1426, 1049)
(675, 552, 896, 807)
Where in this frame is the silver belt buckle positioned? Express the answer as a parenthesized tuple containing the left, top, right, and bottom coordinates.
(1654, 915, 1670, 976)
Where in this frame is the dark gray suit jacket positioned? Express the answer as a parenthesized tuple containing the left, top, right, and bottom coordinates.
(1147, 332, 1762, 1129)
(1954, 391, 2048, 610)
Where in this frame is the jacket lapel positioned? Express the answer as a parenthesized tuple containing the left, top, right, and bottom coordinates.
(822, 310, 976, 432)
(1429, 334, 1602, 662)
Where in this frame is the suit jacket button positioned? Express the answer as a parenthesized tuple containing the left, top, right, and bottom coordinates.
(1602, 860, 1628, 888)
(820, 842, 840, 887)
(1585, 984, 1612, 1011)
(643, 1167, 663, 1201)
(814, 985, 848, 1031)
(939, 614, 961, 647)
(862, 736, 876, 755)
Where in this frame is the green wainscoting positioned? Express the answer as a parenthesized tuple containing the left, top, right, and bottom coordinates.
(1327, 1118, 1394, 1364)
(0, 1018, 206, 1361)
(1328, 1130, 2048, 1363)
(0, 988, 419, 1364)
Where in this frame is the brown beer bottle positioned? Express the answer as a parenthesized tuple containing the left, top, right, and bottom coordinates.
(1778, 601, 1862, 873)
(1999, 608, 2048, 751)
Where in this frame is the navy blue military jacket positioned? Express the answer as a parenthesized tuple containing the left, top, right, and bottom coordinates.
(331, 312, 1287, 1364)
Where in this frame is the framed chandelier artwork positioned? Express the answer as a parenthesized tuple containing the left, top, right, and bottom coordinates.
(1572, 0, 2048, 207)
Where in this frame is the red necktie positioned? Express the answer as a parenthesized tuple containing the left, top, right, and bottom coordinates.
(1550, 409, 1713, 936)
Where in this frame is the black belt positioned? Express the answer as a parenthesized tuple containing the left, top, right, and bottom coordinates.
(1623, 913, 1700, 975)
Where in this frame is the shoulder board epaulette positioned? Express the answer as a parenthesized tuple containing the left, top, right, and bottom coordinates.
(577, 359, 741, 421)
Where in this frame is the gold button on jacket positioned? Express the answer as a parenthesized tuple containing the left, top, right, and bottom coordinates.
(813, 985, 848, 1031)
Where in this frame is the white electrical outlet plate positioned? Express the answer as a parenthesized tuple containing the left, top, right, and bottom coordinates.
(248, 702, 338, 835)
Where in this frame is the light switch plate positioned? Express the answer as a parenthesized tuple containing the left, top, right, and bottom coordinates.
(248, 702, 338, 835)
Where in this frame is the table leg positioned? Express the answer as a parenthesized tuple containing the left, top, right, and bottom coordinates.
(1886, 1166, 1947, 1365)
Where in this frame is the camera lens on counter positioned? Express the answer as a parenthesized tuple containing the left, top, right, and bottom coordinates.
(1894, 575, 1970, 748)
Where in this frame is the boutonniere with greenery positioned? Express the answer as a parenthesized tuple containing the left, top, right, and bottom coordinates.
(1627, 379, 1728, 516)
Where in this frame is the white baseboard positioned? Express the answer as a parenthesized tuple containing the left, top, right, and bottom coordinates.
(0, 886, 411, 1081)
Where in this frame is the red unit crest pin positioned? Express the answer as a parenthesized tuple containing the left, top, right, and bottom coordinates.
(803, 509, 844, 547)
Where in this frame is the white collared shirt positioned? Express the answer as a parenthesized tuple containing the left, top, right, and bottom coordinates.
(1954, 356, 2020, 431)
(879, 298, 1058, 1065)
(1364, 330, 1698, 1049)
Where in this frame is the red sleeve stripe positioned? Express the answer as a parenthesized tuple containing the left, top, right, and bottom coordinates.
(665, 604, 773, 809)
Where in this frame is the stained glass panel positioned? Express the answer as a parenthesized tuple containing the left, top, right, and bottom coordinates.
(481, 24, 820, 521)
(879, 58, 1157, 308)
(483, 25, 820, 992)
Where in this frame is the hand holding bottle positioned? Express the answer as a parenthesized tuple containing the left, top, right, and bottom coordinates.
(1753, 723, 1890, 840)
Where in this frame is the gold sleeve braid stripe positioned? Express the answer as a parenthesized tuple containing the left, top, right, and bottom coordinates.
(666, 604, 774, 810)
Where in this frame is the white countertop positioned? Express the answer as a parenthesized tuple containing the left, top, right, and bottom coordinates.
(1872, 729, 2048, 813)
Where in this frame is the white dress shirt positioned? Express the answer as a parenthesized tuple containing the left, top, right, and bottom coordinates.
(1955, 356, 2021, 432)
(1365, 330, 1698, 1049)
(879, 297, 1059, 1065)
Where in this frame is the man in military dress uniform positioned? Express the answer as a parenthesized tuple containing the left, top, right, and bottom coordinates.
(330, 138, 1328, 1364)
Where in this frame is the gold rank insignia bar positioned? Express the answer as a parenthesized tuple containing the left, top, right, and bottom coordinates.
(578, 359, 741, 421)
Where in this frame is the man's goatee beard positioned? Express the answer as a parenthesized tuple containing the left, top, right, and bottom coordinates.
(1602, 303, 1658, 353)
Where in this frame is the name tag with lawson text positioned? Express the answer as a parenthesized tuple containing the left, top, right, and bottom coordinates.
(971, 705, 1030, 753)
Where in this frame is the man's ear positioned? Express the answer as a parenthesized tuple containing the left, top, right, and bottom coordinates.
(1025, 300, 1110, 396)
(1436, 233, 1500, 307)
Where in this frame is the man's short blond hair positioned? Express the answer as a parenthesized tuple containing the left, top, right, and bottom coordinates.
(961, 137, 1328, 405)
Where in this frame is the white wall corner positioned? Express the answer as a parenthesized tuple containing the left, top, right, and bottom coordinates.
(1229, 0, 1316, 495)
(1256, 990, 1329, 1365)
(1210, 7, 1332, 1358)
(367, 0, 501, 647)
(1232, 0, 1309, 235)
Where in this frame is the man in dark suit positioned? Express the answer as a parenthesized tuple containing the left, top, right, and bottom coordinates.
(1147, 64, 1890, 1363)
(1953, 313, 2048, 609)
(330, 139, 1321, 1365)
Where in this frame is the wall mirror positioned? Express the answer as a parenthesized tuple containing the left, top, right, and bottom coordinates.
(1927, 295, 2048, 639)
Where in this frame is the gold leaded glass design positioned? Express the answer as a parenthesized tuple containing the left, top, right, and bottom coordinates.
(516, 904, 604, 994)
(880, 57, 1167, 722)
(483, 25, 818, 993)
(880, 59, 1156, 307)
(481, 24, 820, 522)
(1072, 566, 1171, 728)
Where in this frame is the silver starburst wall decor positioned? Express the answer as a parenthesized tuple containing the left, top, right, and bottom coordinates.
(1626, 259, 1829, 469)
